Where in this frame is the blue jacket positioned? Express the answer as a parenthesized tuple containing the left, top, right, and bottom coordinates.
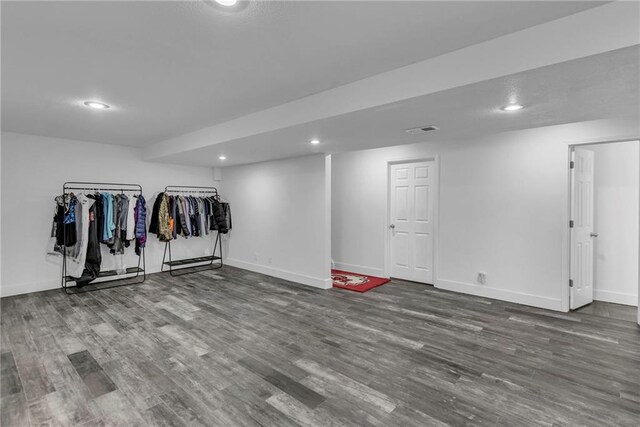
(101, 193, 114, 241)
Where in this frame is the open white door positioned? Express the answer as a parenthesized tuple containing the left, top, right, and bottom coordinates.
(390, 161, 434, 283)
(570, 148, 595, 309)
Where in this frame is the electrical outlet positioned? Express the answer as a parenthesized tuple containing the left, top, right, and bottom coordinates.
(253, 252, 258, 262)
(268, 257, 272, 264)
(477, 272, 487, 284)
(204, 248, 211, 255)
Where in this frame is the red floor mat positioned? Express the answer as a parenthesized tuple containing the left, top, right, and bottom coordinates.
(332, 269, 390, 293)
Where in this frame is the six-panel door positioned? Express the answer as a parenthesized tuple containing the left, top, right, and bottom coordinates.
(390, 161, 434, 283)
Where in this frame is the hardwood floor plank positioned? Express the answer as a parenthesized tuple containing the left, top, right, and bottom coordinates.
(11, 351, 56, 402)
(144, 402, 187, 427)
(158, 324, 210, 356)
(1, 352, 23, 397)
(1, 392, 30, 426)
(238, 356, 326, 409)
(94, 390, 147, 426)
(222, 383, 303, 427)
(294, 358, 396, 414)
(266, 391, 350, 427)
(67, 350, 117, 398)
(159, 388, 219, 427)
(101, 358, 162, 412)
(27, 385, 100, 426)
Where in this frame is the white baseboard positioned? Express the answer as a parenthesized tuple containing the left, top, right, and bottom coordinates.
(594, 289, 638, 306)
(436, 279, 564, 311)
(225, 258, 332, 289)
(1, 279, 60, 298)
(332, 262, 386, 278)
(1, 265, 165, 298)
(1, 260, 331, 297)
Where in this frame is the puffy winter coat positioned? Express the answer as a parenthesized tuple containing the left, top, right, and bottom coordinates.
(212, 199, 228, 234)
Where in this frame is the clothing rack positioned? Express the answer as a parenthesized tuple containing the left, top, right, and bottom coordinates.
(161, 185, 223, 276)
(61, 181, 146, 294)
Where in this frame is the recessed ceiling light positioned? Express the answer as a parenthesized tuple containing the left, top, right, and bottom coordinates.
(310, 139, 320, 145)
(84, 101, 110, 110)
(215, 0, 237, 6)
(501, 104, 524, 112)
(218, 155, 227, 160)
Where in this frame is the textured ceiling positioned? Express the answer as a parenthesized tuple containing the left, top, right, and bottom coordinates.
(1, 0, 605, 146)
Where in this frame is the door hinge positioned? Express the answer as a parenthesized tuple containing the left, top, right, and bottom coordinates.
(569, 279, 574, 288)
(569, 220, 574, 228)
(570, 160, 575, 169)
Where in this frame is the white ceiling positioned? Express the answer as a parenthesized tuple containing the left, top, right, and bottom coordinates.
(1, 0, 606, 146)
(153, 46, 640, 167)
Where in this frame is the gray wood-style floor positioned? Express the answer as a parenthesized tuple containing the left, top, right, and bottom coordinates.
(575, 300, 638, 323)
(1, 266, 639, 426)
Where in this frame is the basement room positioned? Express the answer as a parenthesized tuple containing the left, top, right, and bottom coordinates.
(1, 1, 639, 426)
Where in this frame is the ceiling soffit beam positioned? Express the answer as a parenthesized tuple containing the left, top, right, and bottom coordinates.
(144, 2, 640, 161)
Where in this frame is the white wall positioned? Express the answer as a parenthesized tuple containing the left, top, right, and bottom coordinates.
(0, 134, 3, 296)
(0, 132, 217, 297)
(587, 141, 639, 306)
(219, 154, 332, 289)
(332, 118, 640, 311)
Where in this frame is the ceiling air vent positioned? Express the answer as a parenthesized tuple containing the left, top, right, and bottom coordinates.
(405, 125, 439, 135)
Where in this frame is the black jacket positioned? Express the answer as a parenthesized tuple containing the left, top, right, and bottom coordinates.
(148, 193, 164, 235)
(212, 199, 228, 234)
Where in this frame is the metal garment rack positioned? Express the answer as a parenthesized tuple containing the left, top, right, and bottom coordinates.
(61, 181, 146, 294)
(161, 185, 223, 276)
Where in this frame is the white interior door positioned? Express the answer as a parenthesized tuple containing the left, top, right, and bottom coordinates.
(390, 161, 434, 283)
(570, 148, 595, 309)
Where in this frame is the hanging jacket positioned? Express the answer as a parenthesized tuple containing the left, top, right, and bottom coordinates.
(101, 193, 115, 242)
(181, 196, 192, 237)
(174, 196, 180, 237)
(62, 196, 78, 246)
(148, 193, 163, 235)
(66, 194, 95, 278)
(109, 194, 127, 254)
(69, 196, 84, 259)
(208, 197, 217, 231)
(170, 195, 179, 239)
(76, 195, 102, 285)
(125, 194, 136, 241)
(212, 198, 228, 234)
(94, 193, 104, 244)
(203, 198, 210, 232)
(176, 196, 190, 238)
(198, 198, 207, 236)
(53, 194, 77, 250)
(188, 196, 199, 237)
(222, 202, 232, 231)
(110, 194, 117, 244)
(50, 200, 61, 250)
(134, 195, 147, 256)
(64, 197, 77, 224)
(158, 193, 172, 241)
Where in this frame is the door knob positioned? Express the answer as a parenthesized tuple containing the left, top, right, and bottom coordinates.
(389, 224, 395, 229)
(590, 232, 599, 237)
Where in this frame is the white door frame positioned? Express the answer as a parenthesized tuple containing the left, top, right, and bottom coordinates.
(563, 139, 640, 315)
(385, 156, 440, 283)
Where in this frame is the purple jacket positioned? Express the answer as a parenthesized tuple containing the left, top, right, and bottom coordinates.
(134, 195, 147, 255)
